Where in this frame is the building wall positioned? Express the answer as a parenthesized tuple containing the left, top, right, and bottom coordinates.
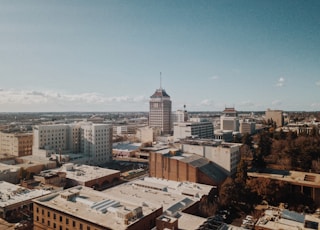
(149, 152, 198, 183)
(81, 124, 113, 165)
(127, 207, 163, 230)
(83, 171, 121, 189)
(0, 132, 33, 157)
(181, 143, 240, 175)
(33, 123, 113, 165)
(220, 117, 240, 131)
(136, 127, 153, 143)
(265, 109, 283, 127)
(149, 92, 172, 135)
(173, 122, 214, 141)
(239, 121, 256, 134)
(33, 203, 109, 230)
(0, 167, 20, 184)
(33, 200, 162, 230)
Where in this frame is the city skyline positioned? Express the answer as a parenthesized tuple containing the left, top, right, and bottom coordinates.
(1, 1, 319, 112)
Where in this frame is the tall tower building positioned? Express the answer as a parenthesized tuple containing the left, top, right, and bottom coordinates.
(220, 107, 240, 131)
(149, 87, 172, 135)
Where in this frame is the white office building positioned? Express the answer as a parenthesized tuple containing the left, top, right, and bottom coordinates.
(33, 122, 112, 164)
(181, 138, 241, 175)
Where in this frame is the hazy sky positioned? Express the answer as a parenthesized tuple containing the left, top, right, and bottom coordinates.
(0, 0, 319, 112)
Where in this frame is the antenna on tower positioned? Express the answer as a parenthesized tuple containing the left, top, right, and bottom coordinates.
(160, 72, 162, 89)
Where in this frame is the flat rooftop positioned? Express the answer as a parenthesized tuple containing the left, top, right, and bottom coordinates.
(180, 138, 241, 148)
(0, 181, 51, 208)
(255, 207, 320, 230)
(132, 177, 214, 198)
(33, 186, 158, 230)
(103, 177, 214, 215)
(113, 142, 141, 151)
(248, 170, 320, 188)
(51, 164, 120, 183)
(0, 163, 20, 173)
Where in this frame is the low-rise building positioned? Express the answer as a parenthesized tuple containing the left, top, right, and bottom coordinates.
(112, 142, 141, 158)
(0, 181, 51, 221)
(33, 186, 163, 230)
(0, 163, 21, 184)
(180, 138, 242, 175)
(239, 119, 256, 134)
(173, 122, 214, 142)
(248, 170, 320, 206)
(105, 177, 214, 230)
(149, 149, 228, 185)
(255, 207, 320, 230)
(0, 131, 33, 157)
(48, 163, 121, 190)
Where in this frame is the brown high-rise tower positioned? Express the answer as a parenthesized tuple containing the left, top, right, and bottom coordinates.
(149, 87, 172, 135)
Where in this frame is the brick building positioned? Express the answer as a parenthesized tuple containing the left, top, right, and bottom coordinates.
(149, 149, 228, 186)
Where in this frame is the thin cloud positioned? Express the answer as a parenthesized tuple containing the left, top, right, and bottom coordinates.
(275, 77, 285, 87)
(311, 103, 320, 108)
(0, 89, 148, 106)
(209, 75, 219, 80)
(272, 99, 282, 106)
(239, 101, 255, 107)
(200, 99, 214, 106)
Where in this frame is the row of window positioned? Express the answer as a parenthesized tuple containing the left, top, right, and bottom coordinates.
(35, 208, 94, 230)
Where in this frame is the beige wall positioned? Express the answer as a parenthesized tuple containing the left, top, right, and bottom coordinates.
(0, 132, 33, 157)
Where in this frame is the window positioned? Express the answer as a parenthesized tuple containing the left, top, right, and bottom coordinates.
(54, 213, 56, 219)
(80, 223, 83, 230)
(47, 211, 50, 217)
(87, 226, 91, 230)
(73, 221, 76, 227)
(60, 216, 63, 222)
(48, 220, 50, 226)
(66, 218, 69, 225)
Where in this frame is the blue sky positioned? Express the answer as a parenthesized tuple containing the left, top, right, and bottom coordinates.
(0, 0, 319, 112)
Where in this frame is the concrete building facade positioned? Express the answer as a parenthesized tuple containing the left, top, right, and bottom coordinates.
(135, 126, 153, 143)
(173, 122, 214, 142)
(265, 109, 284, 127)
(239, 119, 256, 134)
(220, 107, 239, 131)
(0, 132, 33, 157)
(180, 139, 241, 175)
(172, 109, 188, 123)
(33, 122, 113, 165)
(149, 150, 228, 185)
(149, 88, 172, 135)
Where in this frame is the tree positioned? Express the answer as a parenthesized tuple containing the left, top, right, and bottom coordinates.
(235, 160, 248, 186)
(242, 133, 253, 148)
(218, 177, 236, 207)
